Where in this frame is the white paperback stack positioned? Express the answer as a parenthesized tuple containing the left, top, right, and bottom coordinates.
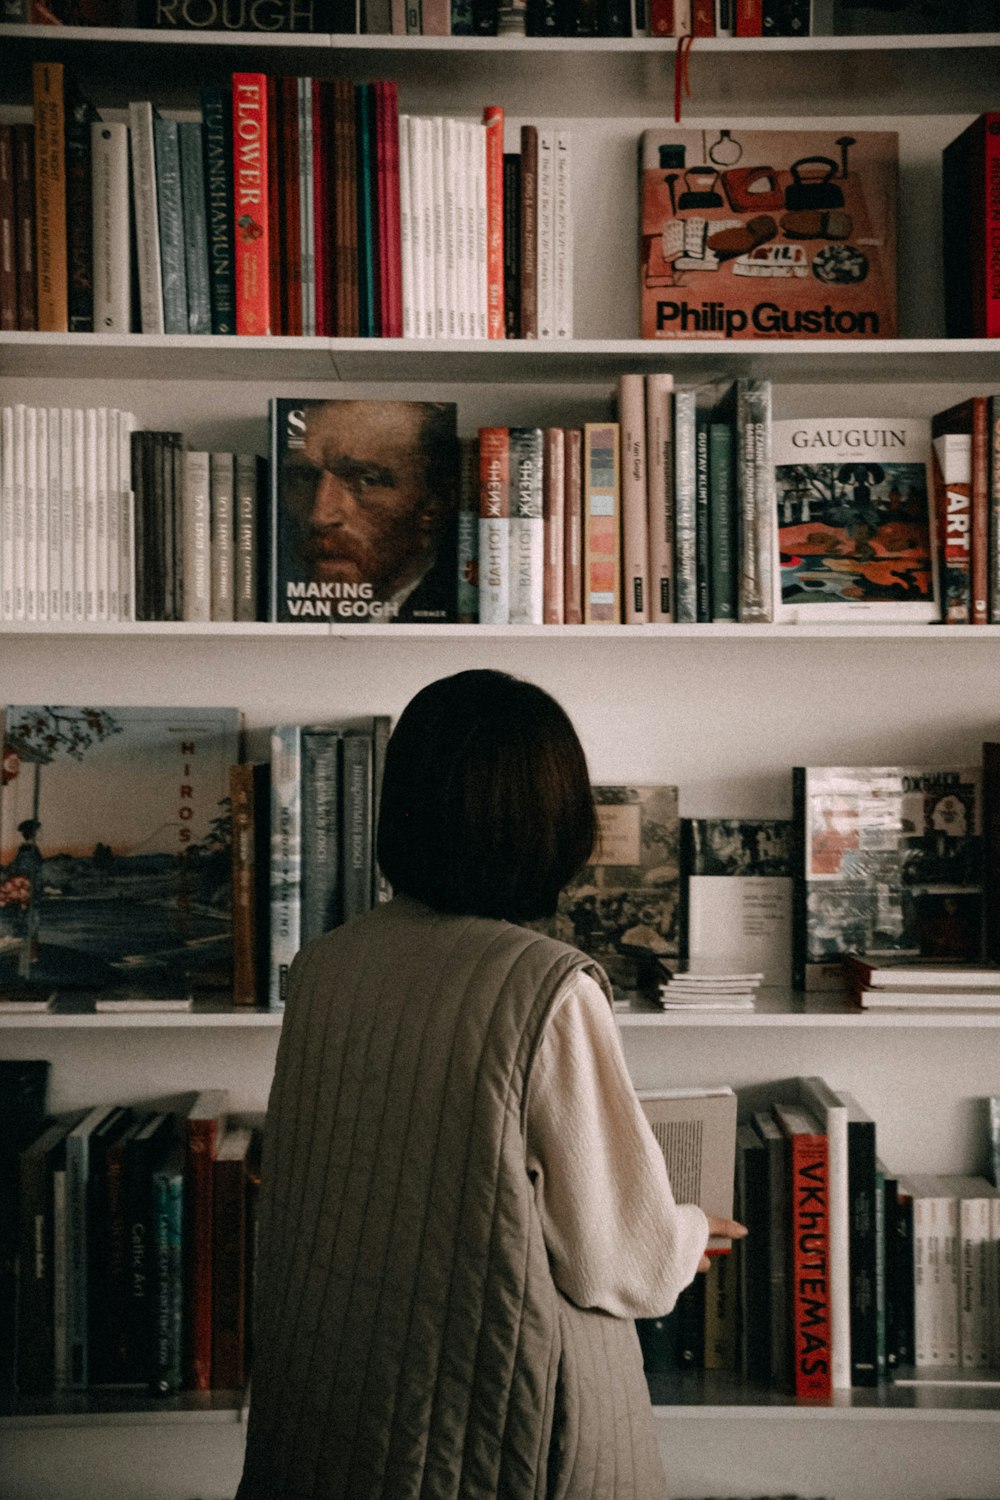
(656, 962, 763, 1011)
(842, 953, 1000, 1010)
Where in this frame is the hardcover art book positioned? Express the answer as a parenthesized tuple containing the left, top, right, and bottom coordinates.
(0, 706, 241, 995)
(268, 398, 460, 624)
(792, 764, 984, 990)
(640, 126, 897, 340)
(681, 817, 794, 986)
(772, 416, 937, 621)
(541, 784, 680, 988)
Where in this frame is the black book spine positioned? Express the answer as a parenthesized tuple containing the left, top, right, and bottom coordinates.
(597, 0, 630, 32)
(0, 1062, 50, 1406)
(201, 86, 236, 337)
(471, 0, 498, 31)
(65, 88, 96, 333)
(525, 0, 559, 30)
(502, 153, 521, 340)
(846, 1116, 879, 1386)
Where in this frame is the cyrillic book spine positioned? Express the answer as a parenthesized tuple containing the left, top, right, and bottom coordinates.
(478, 426, 511, 623)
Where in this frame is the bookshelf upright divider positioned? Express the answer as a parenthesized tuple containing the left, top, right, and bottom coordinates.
(2, 20, 1000, 1500)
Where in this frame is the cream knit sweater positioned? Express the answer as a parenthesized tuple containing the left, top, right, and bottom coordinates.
(526, 970, 710, 1319)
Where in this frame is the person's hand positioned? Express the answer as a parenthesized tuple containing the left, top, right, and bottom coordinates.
(697, 1216, 748, 1273)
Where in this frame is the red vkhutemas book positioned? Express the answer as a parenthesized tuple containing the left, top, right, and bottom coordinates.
(640, 127, 897, 340)
(773, 1100, 832, 1399)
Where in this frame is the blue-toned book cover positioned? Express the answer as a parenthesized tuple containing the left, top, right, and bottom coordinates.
(0, 706, 241, 994)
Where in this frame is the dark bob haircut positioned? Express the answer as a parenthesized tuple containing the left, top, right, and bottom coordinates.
(376, 669, 597, 923)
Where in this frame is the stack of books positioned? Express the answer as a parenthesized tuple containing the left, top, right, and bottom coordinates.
(656, 963, 763, 1011)
(843, 953, 1000, 1011)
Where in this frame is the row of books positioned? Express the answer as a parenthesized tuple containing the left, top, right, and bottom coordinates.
(7, 0, 992, 35)
(3, 63, 568, 342)
(638, 1076, 1000, 1395)
(0, 1066, 256, 1405)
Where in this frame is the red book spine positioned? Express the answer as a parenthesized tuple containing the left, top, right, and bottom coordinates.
(692, 0, 715, 33)
(788, 1129, 832, 1399)
(279, 76, 301, 338)
(13, 124, 36, 332)
(974, 115, 1000, 339)
(185, 1117, 218, 1391)
(734, 0, 762, 33)
(382, 81, 402, 339)
(970, 396, 989, 625)
(312, 79, 331, 338)
(483, 106, 505, 340)
(563, 425, 583, 625)
(648, 0, 675, 33)
(0, 125, 16, 331)
(266, 75, 283, 337)
(232, 73, 270, 336)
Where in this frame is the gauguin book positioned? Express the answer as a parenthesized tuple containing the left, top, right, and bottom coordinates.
(771, 416, 938, 622)
(0, 706, 242, 994)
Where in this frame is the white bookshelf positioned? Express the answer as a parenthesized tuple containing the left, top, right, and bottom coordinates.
(3, 14, 1000, 1500)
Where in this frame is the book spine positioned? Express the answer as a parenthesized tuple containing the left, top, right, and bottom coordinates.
(298, 77, 316, 338)
(13, 124, 36, 331)
(153, 116, 189, 336)
(16, 1144, 54, 1394)
(736, 377, 773, 623)
(708, 420, 736, 621)
(211, 1151, 247, 1391)
(65, 1128, 89, 1388)
(52, 1163, 68, 1389)
(333, 75, 359, 338)
(519, 123, 538, 339)
(230, 763, 258, 1007)
(645, 373, 674, 623)
(64, 86, 94, 333)
(118, 409, 135, 622)
(508, 426, 545, 625)
(471, 118, 488, 340)
(969, 396, 990, 626)
(152, 1162, 183, 1394)
(702, 1243, 737, 1370)
(976, 116, 1000, 339)
(958, 1196, 992, 1370)
(789, 1131, 832, 1398)
(483, 106, 505, 339)
(442, 115, 460, 339)
(301, 728, 343, 943)
(552, 129, 572, 339)
(536, 128, 554, 339)
(932, 432, 972, 624)
(457, 434, 480, 623)
(266, 75, 283, 337)
(233, 452, 261, 623)
(356, 83, 378, 339)
(800, 1082, 850, 1392)
(0, 405, 12, 619)
(382, 81, 403, 338)
(913, 1193, 960, 1367)
(478, 426, 511, 623)
(617, 375, 648, 624)
(409, 115, 433, 338)
(694, 408, 711, 623)
(543, 425, 565, 625)
(95, 404, 109, 621)
(201, 86, 237, 336)
(232, 73, 271, 336)
(428, 112, 446, 339)
(128, 103, 165, 335)
(279, 77, 301, 338)
(269, 724, 302, 1009)
(398, 113, 416, 337)
(24, 403, 38, 622)
(183, 450, 212, 623)
(846, 1115, 879, 1385)
(672, 387, 698, 624)
(0, 125, 16, 331)
(735, 1129, 770, 1383)
(33, 62, 68, 333)
(90, 121, 131, 334)
(502, 151, 521, 338)
(691, 0, 714, 29)
(760, 1123, 790, 1390)
(185, 1117, 217, 1393)
(342, 730, 374, 922)
(47, 402, 61, 621)
(210, 451, 235, 622)
(83, 405, 97, 622)
(989, 396, 1000, 624)
(178, 120, 212, 336)
(563, 426, 583, 625)
(583, 421, 620, 623)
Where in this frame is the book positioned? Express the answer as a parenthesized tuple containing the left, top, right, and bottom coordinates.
(178, 119, 212, 336)
(483, 105, 505, 339)
(301, 725, 343, 943)
(772, 1100, 832, 1399)
(184, 1088, 228, 1392)
(680, 818, 794, 987)
(233, 73, 270, 336)
(734, 378, 774, 623)
(65, 1104, 128, 1388)
(90, 120, 131, 335)
(0, 705, 241, 995)
(637, 1086, 738, 1249)
(64, 77, 97, 334)
(341, 727, 374, 922)
(902, 1173, 963, 1368)
(0, 125, 15, 332)
(182, 449, 212, 623)
(212, 1125, 252, 1390)
(15, 1115, 78, 1397)
(772, 416, 938, 623)
(508, 427, 544, 624)
(985, 742, 1000, 965)
(478, 425, 511, 623)
(151, 1139, 184, 1394)
(833, 1090, 881, 1387)
(750, 1108, 790, 1390)
(794, 1077, 851, 1391)
(672, 386, 698, 623)
(542, 427, 565, 624)
(618, 374, 649, 623)
(456, 434, 479, 622)
(841, 953, 1000, 991)
(153, 114, 189, 336)
(583, 422, 620, 623)
(932, 399, 988, 627)
(942, 113, 1000, 340)
(734, 1120, 770, 1382)
(88, 1108, 141, 1385)
(645, 372, 675, 622)
(640, 127, 898, 341)
(269, 724, 302, 1009)
(563, 426, 583, 624)
(234, 452, 264, 623)
(855, 987, 1000, 1011)
(230, 760, 266, 1006)
(544, 784, 680, 989)
(519, 123, 538, 339)
(122, 1110, 174, 1384)
(201, 85, 236, 336)
(12, 123, 36, 333)
(32, 62, 69, 333)
(210, 451, 235, 622)
(0, 1060, 50, 1403)
(791, 764, 984, 992)
(268, 397, 460, 624)
(128, 101, 165, 336)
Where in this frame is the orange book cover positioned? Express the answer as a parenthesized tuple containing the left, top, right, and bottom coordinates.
(583, 422, 620, 624)
(232, 73, 270, 336)
(483, 106, 505, 340)
(32, 61, 67, 333)
(640, 126, 897, 341)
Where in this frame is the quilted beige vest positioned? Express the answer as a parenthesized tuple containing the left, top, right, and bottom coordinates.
(237, 895, 666, 1500)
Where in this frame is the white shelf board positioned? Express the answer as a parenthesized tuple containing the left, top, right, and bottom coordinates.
(2, 620, 1000, 639)
(0, 1002, 283, 1028)
(4, 332, 1000, 384)
(647, 1370, 1000, 1419)
(615, 988, 1000, 1027)
(1, 1389, 246, 1429)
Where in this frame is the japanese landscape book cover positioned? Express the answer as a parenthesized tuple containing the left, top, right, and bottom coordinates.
(772, 415, 938, 622)
(0, 706, 241, 996)
(640, 126, 897, 340)
(268, 398, 459, 624)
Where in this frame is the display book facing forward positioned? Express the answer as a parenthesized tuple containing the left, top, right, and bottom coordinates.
(639, 125, 898, 341)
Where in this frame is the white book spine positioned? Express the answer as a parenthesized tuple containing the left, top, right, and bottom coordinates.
(34, 405, 49, 622)
(443, 116, 460, 340)
(431, 116, 447, 341)
(508, 428, 544, 625)
(95, 406, 109, 620)
(454, 118, 470, 341)
(119, 410, 135, 622)
(23, 404, 37, 622)
(127, 101, 165, 336)
(411, 117, 432, 339)
(107, 409, 120, 620)
(184, 449, 212, 624)
(91, 120, 131, 334)
(59, 408, 74, 622)
(536, 129, 555, 340)
(13, 403, 28, 622)
(914, 1194, 960, 1367)
(72, 408, 85, 622)
(619, 372, 649, 625)
(958, 1196, 993, 1370)
(553, 130, 573, 339)
(398, 114, 416, 339)
(47, 405, 60, 621)
(0, 406, 13, 620)
(472, 120, 488, 340)
(84, 407, 98, 622)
